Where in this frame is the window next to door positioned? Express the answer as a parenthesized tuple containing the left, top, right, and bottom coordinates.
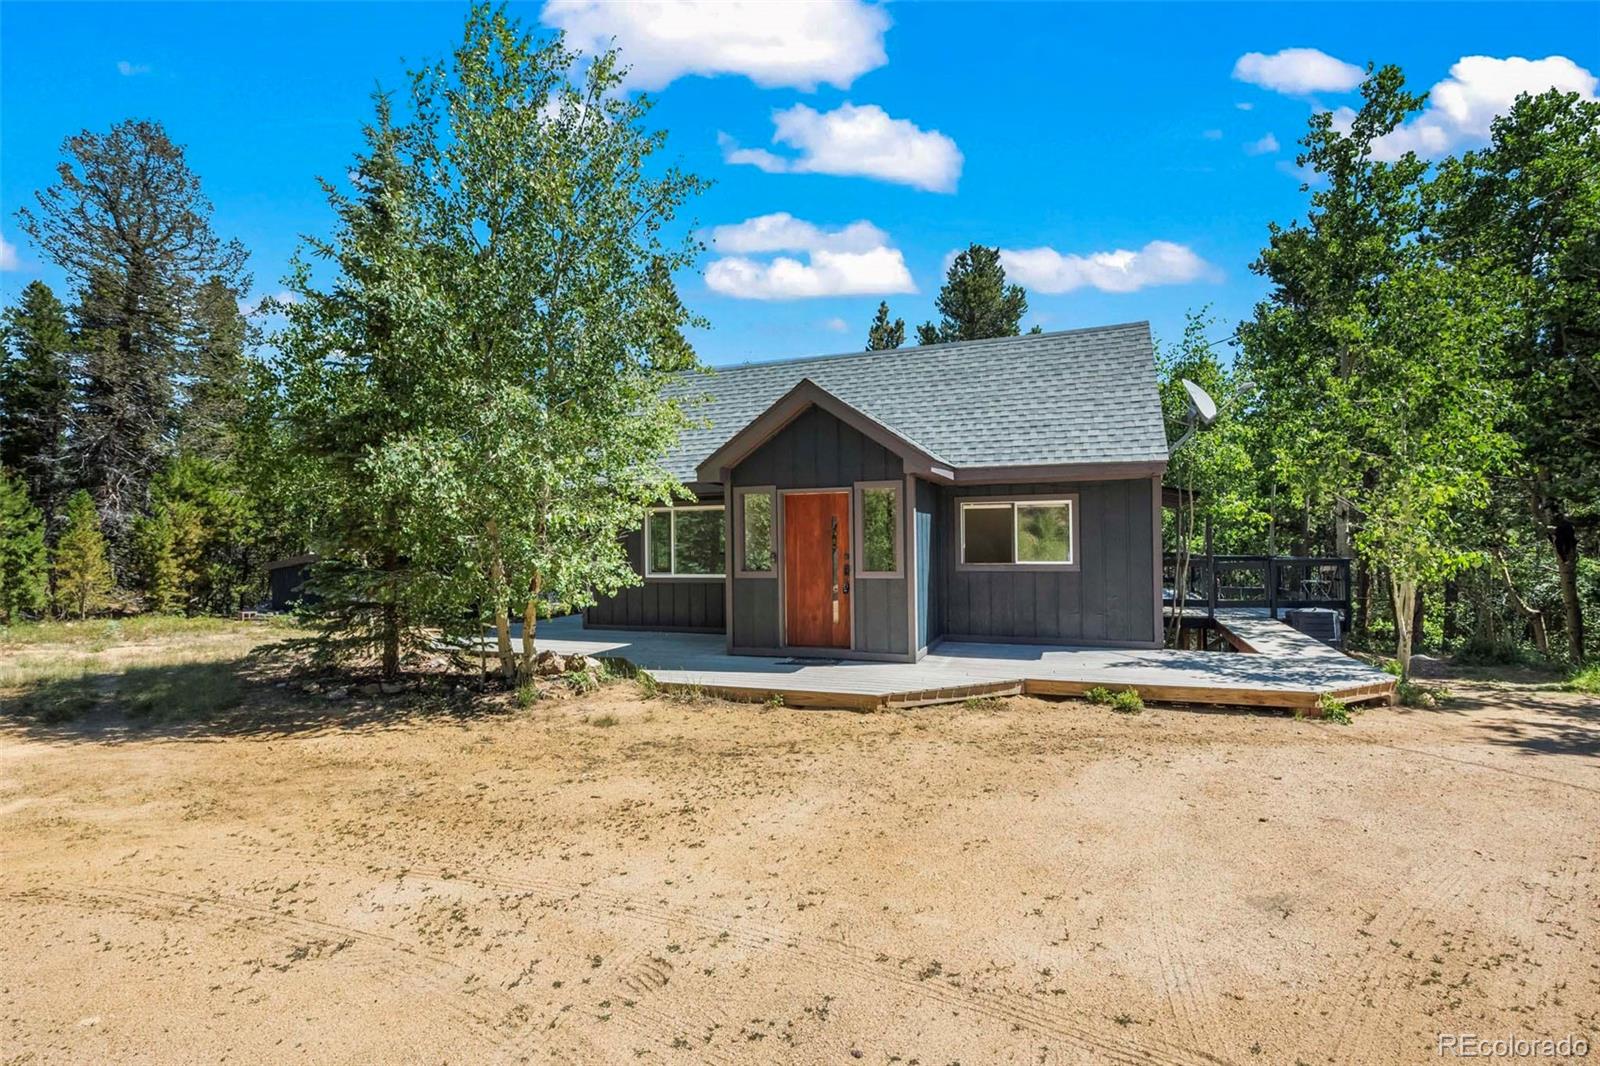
(957, 495, 1078, 570)
(644, 504, 726, 578)
(734, 487, 777, 577)
(855, 481, 903, 578)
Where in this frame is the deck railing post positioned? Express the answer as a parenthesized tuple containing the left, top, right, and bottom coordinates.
(1267, 557, 1279, 619)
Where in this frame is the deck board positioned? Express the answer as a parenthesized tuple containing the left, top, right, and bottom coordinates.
(517, 608, 1395, 713)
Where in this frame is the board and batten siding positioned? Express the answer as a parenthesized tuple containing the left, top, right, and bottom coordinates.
(932, 478, 1157, 646)
(914, 478, 938, 652)
(729, 404, 908, 656)
(584, 519, 726, 632)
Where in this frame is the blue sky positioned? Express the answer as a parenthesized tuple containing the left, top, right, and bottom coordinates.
(3, 2, 1597, 367)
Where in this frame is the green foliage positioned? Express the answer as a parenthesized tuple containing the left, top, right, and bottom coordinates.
(1562, 664, 1600, 695)
(865, 301, 905, 350)
(916, 244, 1028, 344)
(515, 682, 542, 708)
(53, 491, 115, 620)
(1395, 679, 1440, 708)
(0, 282, 73, 528)
(133, 508, 183, 614)
(0, 469, 50, 623)
(1316, 693, 1352, 724)
(1109, 689, 1144, 713)
(1085, 686, 1143, 712)
(18, 119, 248, 563)
(181, 276, 254, 460)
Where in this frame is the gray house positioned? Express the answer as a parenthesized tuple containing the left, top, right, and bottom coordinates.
(584, 321, 1168, 662)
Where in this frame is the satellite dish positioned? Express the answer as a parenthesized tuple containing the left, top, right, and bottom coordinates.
(1182, 379, 1219, 426)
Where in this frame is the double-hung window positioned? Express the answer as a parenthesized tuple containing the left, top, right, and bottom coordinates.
(645, 505, 726, 578)
(958, 497, 1076, 568)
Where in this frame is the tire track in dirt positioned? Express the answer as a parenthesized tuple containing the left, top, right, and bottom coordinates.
(216, 844, 1238, 1066)
(1323, 851, 1473, 1062)
(3, 881, 569, 1063)
(1146, 885, 1229, 1060)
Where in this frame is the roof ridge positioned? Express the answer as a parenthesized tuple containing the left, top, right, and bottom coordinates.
(700, 320, 1151, 375)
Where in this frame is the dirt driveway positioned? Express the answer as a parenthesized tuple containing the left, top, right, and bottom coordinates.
(2, 676, 1596, 1065)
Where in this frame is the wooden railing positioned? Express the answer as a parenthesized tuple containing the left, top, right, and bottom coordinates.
(1163, 554, 1352, 625)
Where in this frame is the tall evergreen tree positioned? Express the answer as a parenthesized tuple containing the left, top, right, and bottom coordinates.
(915, 244, 1028, 344)
(17, 119, 248, 566)
(0, 469, 50, 624)
(181, 275, 252, 460)
(266, 94, 464, 676)
(865, 301, 905, 350)
(0, 281, 73, 532)
(53, 489, 114, 619)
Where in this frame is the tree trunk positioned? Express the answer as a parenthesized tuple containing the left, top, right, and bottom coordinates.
(1355, 557, 1372, 639)
(1390, 575, 1416, 681)
(1442, 578, 1459, 652)
(1411, 587, 1425, 655)
(1552, 515, 1584, 664)
(519, 569, 543, 680)
(380, 548, 400, 679)
(486, 518, 516, 680)
(1493, 549, 1548, 656)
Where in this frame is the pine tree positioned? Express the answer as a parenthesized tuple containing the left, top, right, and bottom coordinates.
(53, 490, 115, 620)
(0, 281, 74, 532)
(134, 507, 183, 614)
(18, 119, 248, 564)
(181, 276, 252, 459)
(0, 469, 50, 624)
(915, 244, 1028, 344)
(865, 302, 905, 350)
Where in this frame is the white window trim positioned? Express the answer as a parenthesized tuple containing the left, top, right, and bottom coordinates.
(733, 486, 778, 578)
(957, 495, 1079, 571)
(854, 480, 904, 578)
(644, 504, 726, 579)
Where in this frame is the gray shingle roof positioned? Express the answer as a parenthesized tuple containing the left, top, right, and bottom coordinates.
(665, 321, 1169, 482)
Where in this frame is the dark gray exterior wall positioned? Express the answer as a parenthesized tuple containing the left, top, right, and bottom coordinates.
(914, 478, 937, 652)
(729, 405, 907, 655)
(930, 478, 1156, 646)
(584, 516, 726, 632)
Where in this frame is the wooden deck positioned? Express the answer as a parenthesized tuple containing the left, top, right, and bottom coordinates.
(518, 608, 1396, 714)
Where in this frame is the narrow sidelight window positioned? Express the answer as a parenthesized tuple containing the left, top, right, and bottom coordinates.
(858, 483, 901, 575)
(739, 490, 775, 574)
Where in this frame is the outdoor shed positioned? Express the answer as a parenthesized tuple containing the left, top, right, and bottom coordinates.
(584, 322, 1169, 662)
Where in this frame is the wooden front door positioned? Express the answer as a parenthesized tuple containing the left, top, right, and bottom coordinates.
(783, 492, 852, 649)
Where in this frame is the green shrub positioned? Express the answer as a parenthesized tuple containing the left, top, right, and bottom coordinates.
(1108, 689, 1144, 714)
(1562, 664, 1600, 695)
(1396, 679, 1441, 708)
(566, 669, 599, 695)
(515, 682, 541, 708)
(1085, 686, 1142, 712)
(1316, 693, 1352, 724)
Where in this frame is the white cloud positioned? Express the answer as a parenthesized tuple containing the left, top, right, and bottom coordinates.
(1235, 102, 1255, 111)
(704, 212, 887, 255)
(540, 0, 888, 91)
(997, 241, 1217, 295)
(1233, 48, 1364, 95)
(822, 317, 849, 333)
(1244, 132, 1280, 155)
(720, 102, 963, 193)
(0, 235, 21, 271)
(704, 213, 915, 300)
(1202, 128, 1223, 140)
(117, 60, 151, 76)
(1370, 55, 1598, 160)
